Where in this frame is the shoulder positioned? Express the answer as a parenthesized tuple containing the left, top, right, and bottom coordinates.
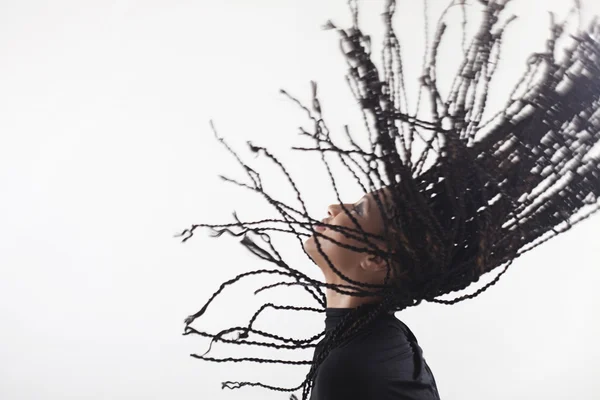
(327, 315, 415, 364)
(355, 313, 413, 346)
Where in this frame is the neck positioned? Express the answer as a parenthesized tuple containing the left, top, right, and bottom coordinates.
(324, 284, 385, 309)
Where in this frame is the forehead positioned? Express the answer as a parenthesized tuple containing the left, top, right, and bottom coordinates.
(363, 188, 395, 232)
(365, 187, 392, 204)
(362, 187, 395, 217)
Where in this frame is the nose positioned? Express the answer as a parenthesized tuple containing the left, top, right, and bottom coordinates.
(327, 204, 341, 217)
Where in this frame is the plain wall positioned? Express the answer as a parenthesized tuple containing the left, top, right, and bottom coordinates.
(1, 0, 599, 399)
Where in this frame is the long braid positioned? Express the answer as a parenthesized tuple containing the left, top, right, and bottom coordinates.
(179, 1, 600, 398)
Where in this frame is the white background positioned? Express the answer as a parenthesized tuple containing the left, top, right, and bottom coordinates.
(1, 0, 599, 399)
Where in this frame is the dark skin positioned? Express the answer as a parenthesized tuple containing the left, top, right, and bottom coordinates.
(303, 187, 399, 308)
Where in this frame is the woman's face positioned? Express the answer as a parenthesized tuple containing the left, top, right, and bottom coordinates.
(303, 188, 395, 286)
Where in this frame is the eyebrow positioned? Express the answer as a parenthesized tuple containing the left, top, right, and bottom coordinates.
(365, 192, 386, 215)
(359, 195, 370, 214)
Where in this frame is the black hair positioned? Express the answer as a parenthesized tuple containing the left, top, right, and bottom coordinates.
(177, 1, 600, 399)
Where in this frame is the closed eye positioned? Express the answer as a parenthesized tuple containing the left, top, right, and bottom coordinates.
(351, 203, 363, 215)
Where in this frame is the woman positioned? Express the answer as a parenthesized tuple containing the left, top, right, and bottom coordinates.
(179, 1, 600, 399)
(304, 187, 441, 399)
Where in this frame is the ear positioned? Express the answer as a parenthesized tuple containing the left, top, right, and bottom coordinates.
(360, 254, 387, 273)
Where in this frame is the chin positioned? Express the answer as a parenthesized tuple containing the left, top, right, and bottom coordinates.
(302, 235, 313, 250)
(303, 237, 323, 268)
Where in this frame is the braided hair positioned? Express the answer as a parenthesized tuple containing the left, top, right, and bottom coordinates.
(177, 0, 600, 398)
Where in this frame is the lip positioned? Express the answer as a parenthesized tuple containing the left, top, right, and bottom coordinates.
(315, 225, 326, 232)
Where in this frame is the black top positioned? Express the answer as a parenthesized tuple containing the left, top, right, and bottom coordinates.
(309, 305, 441, 400)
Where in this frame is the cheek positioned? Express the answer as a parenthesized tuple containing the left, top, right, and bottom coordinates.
(304, 228, 358, 264)
(321, 228, 365, 264)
